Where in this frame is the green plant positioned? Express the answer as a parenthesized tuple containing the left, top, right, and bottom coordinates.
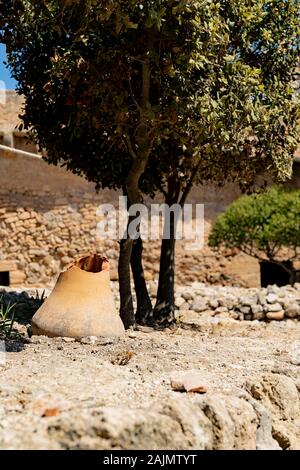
(0, 295, 16, 337)
(209, 186, 300, 283)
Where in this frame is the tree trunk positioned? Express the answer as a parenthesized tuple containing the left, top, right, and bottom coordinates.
(153, 176, 180, 325)
(152, 159, 200, 325)
(153, 233, 176, 325)
(124, 185, 153, 324)
(120, 184, 152, 326)
(118, 235, 135, 329)
(130, 237, 153, 324)
(118, 44, 152, 328)
(118, 152, 151, 328)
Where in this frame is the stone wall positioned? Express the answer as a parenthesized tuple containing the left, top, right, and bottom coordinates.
(0, 147, 120, 286)
(0, 143, 263, 287)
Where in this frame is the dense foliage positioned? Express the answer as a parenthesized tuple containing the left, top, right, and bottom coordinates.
(1, 1, 299, 192)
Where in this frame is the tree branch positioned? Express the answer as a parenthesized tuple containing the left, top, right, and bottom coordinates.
(124, 133, 137, 160)
(128, 72, 142, 114)
(179, 159, 202, 207)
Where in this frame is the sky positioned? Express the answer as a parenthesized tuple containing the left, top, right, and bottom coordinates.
(0, 43, 17, 90)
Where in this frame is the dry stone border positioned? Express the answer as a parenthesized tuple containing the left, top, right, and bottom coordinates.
(1, 281, 300, 326)
(172, 282, 300, 322)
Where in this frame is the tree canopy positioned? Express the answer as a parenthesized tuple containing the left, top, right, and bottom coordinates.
(1, 0, 299, 194)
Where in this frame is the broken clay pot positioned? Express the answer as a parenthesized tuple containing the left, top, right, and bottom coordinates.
(31, 254, 125, 338)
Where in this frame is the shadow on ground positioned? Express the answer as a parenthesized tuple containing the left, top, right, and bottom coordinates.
(0, 289, 46, 325)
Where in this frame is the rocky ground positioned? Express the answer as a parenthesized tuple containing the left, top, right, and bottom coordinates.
(3, 280, 300, 324)
(0, 283, 300, 450)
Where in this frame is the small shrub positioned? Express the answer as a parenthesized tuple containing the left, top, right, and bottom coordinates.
(0, 294, 16, 337)
(209, 186, 300, 283)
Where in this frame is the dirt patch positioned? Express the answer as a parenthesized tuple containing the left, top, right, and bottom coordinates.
(0, 319, 299, 449)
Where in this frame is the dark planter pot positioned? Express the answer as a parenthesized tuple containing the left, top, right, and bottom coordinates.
(260, 260, 294, 288)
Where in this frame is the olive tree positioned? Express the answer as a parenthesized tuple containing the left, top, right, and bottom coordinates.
(1, 0, 224, 326)
(141, 0, 300, 322)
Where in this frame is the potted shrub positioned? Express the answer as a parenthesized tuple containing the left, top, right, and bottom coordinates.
(209, 187, 300, 287)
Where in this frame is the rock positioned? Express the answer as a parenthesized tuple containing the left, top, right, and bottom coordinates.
(106, 249, 118, 260)
(143, 271, 153, 282)
(175, 296, 185, 308)
(170, 379, 185, 392)
(176, 310, 206, 323)
(128, 332, 137, 339)
(251, 304, 264, 320)
(183, 372, 207, 393)
(191, 299, 208, 313)
(182, 290, 194, 301)
(43, 255, 53, 266)
(239, 306, 251, 314)
(265, 303, 282, 312)
(170, 370, 207, 393)
(209, 299, 219, 309)
(214, 306, 228, 315)
(293, 282, 300, 291)
(244, 398, 281, 450)
(266, 293, 278, 304)
(200, 395, 258, 450)
(29, 262, 40, 273)
(80, 336, 98, 345)
(19, 212, 30, 221)
(111, 350, 134, 366)
(257, 292, 267, 306)
(240, 296, 257, 307)
(266, 311, 285, 321)
(251, 304, 263, 314)
(285, 303, 300, 319)
(29, 335, 49, 344)
(229, 311, 239, 320)
(217, 312, 230, 319)
(149, 283, 157, 297)
(62, 337, 75, 343)
(267, 285, 280, 294)
(246, 374, 300, 449)
(61, 256, 72, 265)
(160, 399, 212, 449)
(179, 301, 190, 311)
(28, 249, 48, 257)
(42, 404, 199, 450)
(252, 311, 265, 321)
(218, 298, 235, 310)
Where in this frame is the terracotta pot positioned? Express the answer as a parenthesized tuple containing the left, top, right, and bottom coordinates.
(31, 254, 125, 338)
